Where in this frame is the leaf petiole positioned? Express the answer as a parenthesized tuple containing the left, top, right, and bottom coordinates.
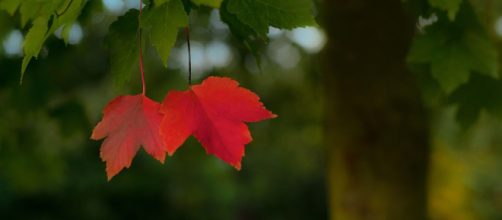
(138, 0, 146, 95)
(184, 26, 192, 85)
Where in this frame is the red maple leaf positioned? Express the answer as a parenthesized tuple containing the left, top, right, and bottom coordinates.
(159, 76, 276, 169)
(91, 94, 165, 180)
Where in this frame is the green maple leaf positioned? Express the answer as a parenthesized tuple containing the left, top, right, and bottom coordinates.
(19, 0, 87, 82)
(226, 0, 316, 37)
(107, 11, 140, 86)
(449, 75, 502, 128)
(21, 16, 50, 83)
(408, 8, 498, 94)
(142, 0, 188, 67)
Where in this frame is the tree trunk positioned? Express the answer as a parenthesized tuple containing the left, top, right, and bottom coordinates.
(323, 0, 430, 219)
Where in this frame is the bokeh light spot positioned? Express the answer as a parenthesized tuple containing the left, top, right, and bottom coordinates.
(205, 41, 232, 68)
(102, 0, 125, 15)
(3, 29, 24, 57)
(288, 27, 326, 54)
(495, 16, 502, 37)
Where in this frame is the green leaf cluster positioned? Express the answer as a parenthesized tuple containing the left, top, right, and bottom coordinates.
(1, 0, 317, 85)
(220, 0, 315, 41)
(408, 3, 498, 94)
(408, 27, 497, 94)
(0, 0, 87, 83)
(107, 0, 189, 87)
(449, 74, 502, 128)
(109, 0, 317, 85)
(228, 0, 315, 35)
(218, 0, 316, 67)
(408, 1, 501, 127)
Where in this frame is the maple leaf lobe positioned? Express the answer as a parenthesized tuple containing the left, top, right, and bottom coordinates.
(91, 94, 165, 180)
(159, 76, 276, 170)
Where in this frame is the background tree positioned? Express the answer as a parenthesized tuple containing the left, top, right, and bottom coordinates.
(323, 0, 428, 219)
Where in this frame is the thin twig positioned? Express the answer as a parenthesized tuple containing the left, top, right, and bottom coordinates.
(138, 0, 146, 95)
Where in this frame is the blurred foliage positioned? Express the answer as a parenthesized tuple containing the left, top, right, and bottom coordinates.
(0, 0, 501, 219)
(409, 0, 502, 128)
(411, 1, 502, 218)
(429, 109, 502, 220)
(408, 2, 498, 94)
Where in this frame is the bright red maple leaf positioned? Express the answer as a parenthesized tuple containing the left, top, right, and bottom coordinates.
(159, 76, 276, 169)
(91, 94, 165, 180)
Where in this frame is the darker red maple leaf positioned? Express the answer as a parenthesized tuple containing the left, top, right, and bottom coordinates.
(91, 94, 165, 180)
(159, 76, 276, 169)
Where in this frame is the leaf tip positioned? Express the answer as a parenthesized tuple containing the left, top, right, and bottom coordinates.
(105, 167, 118, 181)
(19, 70, 25, 85)
(90, 131, 98, 140)
(166, 146, 178, 156)
(233, 162, 242, 171)
(154, 153, 166, 164)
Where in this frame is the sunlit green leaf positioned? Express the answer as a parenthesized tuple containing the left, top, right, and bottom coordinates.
(142, 0, 188, 67)
(0, 0, 21, 15)
(21, 16, 50, 83)
(18, 0, 63, 27)
(18, 0, 87, 82)
(52, 0, 86, 44)
(19, 0, 42, 27)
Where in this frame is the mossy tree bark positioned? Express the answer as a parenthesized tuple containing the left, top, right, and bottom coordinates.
(323, 0, 430, 219)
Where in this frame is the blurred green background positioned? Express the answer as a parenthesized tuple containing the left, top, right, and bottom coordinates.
(0, 0, 502, 219)
(0, 1, 326, 219)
